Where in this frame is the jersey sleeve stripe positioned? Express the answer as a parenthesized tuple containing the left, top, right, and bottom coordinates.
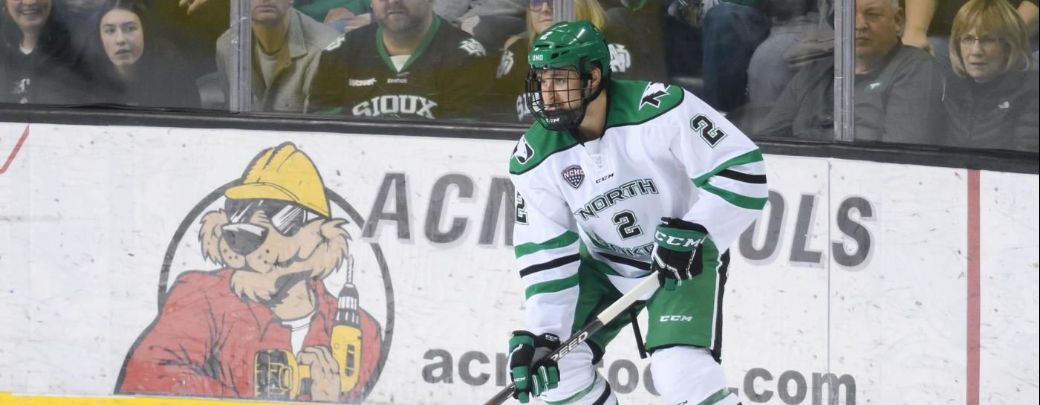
(519, 254, 581, 277)
(700, 183, 768, 210)
(716, 169, 767, 184)
(514, 231, 580, 258)
(692, 149, 764, 187)
(525, 273, 580, 299)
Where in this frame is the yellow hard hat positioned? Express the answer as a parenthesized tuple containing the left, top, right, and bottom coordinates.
(225, 142, 331, 217)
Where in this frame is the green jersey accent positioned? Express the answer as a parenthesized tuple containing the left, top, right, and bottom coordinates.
(697, 388, 737, 405)
(701, 183, 768, 210)
(691, 149, 764, 186)
(376, 15, 441, 73)
(509, 125, 580, 175)
(605, 80, 685, 129)
(525, 274, 580, 299)
(579, 243, 622, 277)
(515, 231, 580, 258)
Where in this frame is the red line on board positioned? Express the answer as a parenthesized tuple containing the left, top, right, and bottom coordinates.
(0, 125, 30, 175)
(967, 169, 980, 405)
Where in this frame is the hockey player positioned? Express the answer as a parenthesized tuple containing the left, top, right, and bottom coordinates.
(506, 20, 767, 405)
(307, 0, 494, 120)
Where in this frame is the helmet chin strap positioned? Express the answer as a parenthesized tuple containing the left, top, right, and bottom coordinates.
(564, 74, 606, 140)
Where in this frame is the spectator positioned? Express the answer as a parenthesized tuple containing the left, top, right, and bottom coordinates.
(217, 0, 338, 112)
(308, 0, 493, 120)
(902, 0, 964, 70)
(756, 0, 946, 145)
(88, 0, 199, 108)
(294, 0, 373, 33)
(492, 0, 667, 122)
(60, 0, 106, 59)
(661, 0, 705, 83)
(1, 0, 90, 104)
(746, 0, 819, 106)
(944, 0, 1038, 152)
(453, 0, 526, 51)
(491, 0, 607, 122)
(903, 0, 1038, 69)
(600, 0, 668, 82)
(1017, 0, 1037, 65)
(700, 0, 771, 112)
(147, 0, 229, 85)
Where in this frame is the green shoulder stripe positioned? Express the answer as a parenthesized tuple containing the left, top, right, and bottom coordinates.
(605, 79, 685, 129)
(525, 273, 579, 299)
(509, 124, 580, 175)
(701, 183, 768, 210)
(696, 388, 735, 405)
(515, 231, 579, 258)
(692, 149, 764, 187)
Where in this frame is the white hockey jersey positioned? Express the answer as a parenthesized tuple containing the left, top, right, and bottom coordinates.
(510, 79, 768, 338)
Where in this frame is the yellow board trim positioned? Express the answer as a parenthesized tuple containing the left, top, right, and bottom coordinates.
(0, 393, 290, 405)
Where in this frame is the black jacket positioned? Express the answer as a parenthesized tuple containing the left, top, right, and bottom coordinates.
(1, 11, 90, 104)
(757, 45, 947, 145)
(943, 71, 1039, 153)
(88, 39, 200, 109)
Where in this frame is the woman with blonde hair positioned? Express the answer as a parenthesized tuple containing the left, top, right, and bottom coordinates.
(944, 0, 1038, 152)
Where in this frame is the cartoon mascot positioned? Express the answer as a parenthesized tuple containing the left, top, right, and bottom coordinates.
(118, 143, 382, 402)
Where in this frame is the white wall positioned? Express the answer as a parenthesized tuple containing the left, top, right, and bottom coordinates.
(0, 122, 1036, 404)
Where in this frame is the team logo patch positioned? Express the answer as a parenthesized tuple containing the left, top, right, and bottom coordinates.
(349, 78, 376, 87)
(459, 38, 486, 57)
(561, 165, 585, 189)
(608, 43, 631, 73)
(325, 35, 345, 51)
(513, 137, 534, 164)
(497, 50, 515, 79)
(640, 82, 669, 110)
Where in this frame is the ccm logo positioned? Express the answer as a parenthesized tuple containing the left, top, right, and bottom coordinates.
(660, 315, 693, 322)
(551, 331, 589, 361)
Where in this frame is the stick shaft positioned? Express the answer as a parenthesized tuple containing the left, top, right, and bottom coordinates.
(482, 275, 660, 405)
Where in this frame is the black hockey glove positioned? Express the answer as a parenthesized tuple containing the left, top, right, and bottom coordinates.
(507, 330, 561, 403)
(651, 217, 710, 291)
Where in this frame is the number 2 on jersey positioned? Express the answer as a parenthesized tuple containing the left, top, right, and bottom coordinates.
(612, 210, 642, 239)
(690, 114, 727, 147)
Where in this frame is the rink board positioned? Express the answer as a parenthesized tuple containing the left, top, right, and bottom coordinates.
(1, 122, 1037, 404)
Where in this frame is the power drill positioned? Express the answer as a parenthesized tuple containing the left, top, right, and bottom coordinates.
(254, 270, 364, 399)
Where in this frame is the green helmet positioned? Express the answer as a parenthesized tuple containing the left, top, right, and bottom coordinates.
(525, 20, 611, 131)
(528, 20, 611, 80)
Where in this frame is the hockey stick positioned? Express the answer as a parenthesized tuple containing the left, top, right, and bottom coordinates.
(483, 274, 661, 405)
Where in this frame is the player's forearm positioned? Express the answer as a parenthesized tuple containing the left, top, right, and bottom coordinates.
(1019, 1, 1039, 37)
(902, 0, 938, 47)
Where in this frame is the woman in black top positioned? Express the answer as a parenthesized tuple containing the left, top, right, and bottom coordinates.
(945, 0, 1038, 152)
(88, 0, 199, 109)
(1, 0, 90, 104)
